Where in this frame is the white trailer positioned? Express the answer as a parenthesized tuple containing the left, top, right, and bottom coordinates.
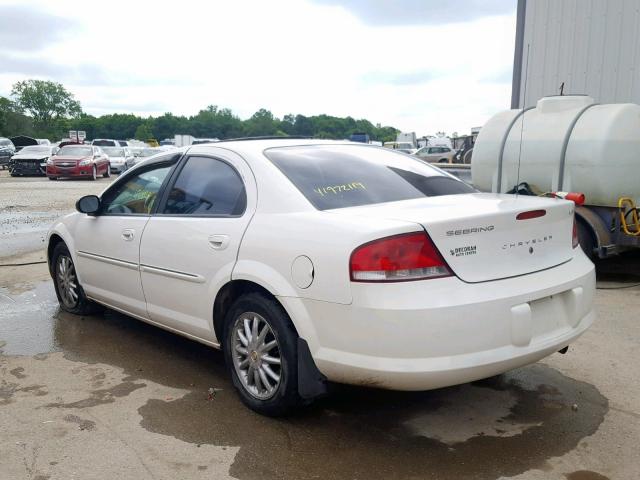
(174, 134, 195, 147)
(396, 132, 417, 149)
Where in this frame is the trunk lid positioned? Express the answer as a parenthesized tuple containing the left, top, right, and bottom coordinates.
(330, 193, 575, 283)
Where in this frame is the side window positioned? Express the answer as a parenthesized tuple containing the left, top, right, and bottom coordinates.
(163, 156, 246, 216)
(101, 163, 173, 215)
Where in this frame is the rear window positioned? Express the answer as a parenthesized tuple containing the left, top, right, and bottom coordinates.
(265, 145, 474, 210)
(93, 140, 116, 146)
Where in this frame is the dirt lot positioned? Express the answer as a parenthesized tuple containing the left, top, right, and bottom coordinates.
(1, 170, 639, 480)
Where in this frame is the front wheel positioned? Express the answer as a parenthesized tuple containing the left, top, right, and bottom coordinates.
(51, 242, 99, 315)
(90, 165, 97, 181)
(103, 164, 111, 178)
(223, 293, 301, 416)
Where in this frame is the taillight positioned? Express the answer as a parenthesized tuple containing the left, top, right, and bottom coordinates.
(572, 216, 579, 249)
(350, 232, 452, 282)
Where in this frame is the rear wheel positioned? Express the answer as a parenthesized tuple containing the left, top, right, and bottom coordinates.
(51, 242, 99, 315)
(90, 165, 97, 181)
(103, 164, 111, 178)
(48, 176, 57, 181)
(438, 158, 448, 163)
(223, 293, 301, 416)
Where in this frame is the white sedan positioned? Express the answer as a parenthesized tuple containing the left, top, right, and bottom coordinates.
(47, 139, 595, 415)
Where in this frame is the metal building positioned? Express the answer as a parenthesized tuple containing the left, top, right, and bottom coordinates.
(511, 0, 640, 108)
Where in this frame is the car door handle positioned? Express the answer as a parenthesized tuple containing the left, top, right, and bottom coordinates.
(122, 229, 135, 241)
(208, 234, 229, 250)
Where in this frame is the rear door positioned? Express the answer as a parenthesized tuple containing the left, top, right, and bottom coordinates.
(73, 157, 178, 317)
(139, 149, 256, 341)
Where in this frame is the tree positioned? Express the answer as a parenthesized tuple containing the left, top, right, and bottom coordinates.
(0, 96, 34, 137)
(11, 80, 82, 135)
(135, 123, 154, 141)
(244, 109, 279, 137)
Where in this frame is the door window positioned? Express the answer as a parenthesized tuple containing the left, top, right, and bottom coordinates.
(101, 164, 173, 215)
(162, 156, 246, 216)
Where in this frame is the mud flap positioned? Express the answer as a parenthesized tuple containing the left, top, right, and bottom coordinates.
(297, 338, 328, 399)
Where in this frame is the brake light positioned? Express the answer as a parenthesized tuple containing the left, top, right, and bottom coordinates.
(516, 209, 546, 220)
(572, 216, 579, 249)
(350, 232, 452, 282)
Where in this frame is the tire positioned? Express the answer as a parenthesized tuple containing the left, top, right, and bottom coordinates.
(223, 292, 301, 416)
(438, 158, 448, 163)
(90, 165, 97, 181)
(48, 176, 57, 181)
(103, 164, 111, 178)
(576, 219, 596, 260)
(51, 242, 100, 315)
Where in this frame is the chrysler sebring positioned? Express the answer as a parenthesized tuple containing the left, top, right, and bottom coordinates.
(47, 139, 595, 415)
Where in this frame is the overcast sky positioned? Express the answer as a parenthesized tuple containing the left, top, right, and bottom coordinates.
(0, 0, 517, 136)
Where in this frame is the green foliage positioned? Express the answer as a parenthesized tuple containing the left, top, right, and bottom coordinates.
(134, 123, 154, 141)
(4, 79, 401, 143)
(0, 96, 35, 137)
(11, 80, 81, 138)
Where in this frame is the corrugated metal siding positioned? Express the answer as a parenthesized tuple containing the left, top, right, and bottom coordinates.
(515, 0, 640, 107)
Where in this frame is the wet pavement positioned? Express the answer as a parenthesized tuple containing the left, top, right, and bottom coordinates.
(1, 270, 637, 479)
(0, 171, 114, 258)
(1, 172, 639, 479)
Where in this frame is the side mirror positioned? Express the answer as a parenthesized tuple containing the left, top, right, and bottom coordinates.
(76, 195, 101, 215)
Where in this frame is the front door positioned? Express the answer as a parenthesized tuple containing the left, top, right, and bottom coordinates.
(73, 160, 176, 318)
(139, 150, 255, 342)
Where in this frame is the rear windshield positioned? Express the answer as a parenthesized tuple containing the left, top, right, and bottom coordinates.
(93, 140, 116, 146)
(103, 147, 124, 157)
(265, 145, 475, 210)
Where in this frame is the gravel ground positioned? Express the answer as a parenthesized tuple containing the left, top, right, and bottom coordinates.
(0, 170, 115, 258)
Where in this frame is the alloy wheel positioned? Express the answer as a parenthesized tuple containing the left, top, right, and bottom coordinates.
(231, 312, 282, 400)
(56, 255, 79, 309)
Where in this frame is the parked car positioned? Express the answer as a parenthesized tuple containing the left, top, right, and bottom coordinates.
(414, 145, 456, 163)
(46, 144, 111, 180)
(9, 145, 57, 176)
(0, 137, 16, 169)
(36, 138, 51, 145)
(383, 141, 417, 154)
(9, 135, 38, 153)
(101, 146, 134, 173)
(47, 139, 595, 415)
(91, 139, 120, 147)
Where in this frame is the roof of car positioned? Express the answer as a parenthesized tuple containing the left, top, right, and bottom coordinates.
(188, 138, 368, 157)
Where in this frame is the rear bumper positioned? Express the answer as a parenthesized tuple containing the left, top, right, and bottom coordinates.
(47, 165, 92, 178)
(280, 251, 595, 390)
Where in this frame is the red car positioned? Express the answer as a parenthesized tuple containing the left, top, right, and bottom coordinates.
(47, 144, 111, 180)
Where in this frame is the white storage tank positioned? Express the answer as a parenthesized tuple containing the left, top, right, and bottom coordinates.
(472, 95, 640, 207)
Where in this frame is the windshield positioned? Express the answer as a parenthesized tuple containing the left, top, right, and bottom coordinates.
(265, 145, 475, 211)
(58, 146, 92, 156)
(19, 146, 50, 155)
(103, 147, 125, 157)
(0, 139, 12, 147)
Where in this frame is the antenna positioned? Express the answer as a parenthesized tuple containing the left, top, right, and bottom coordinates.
(515, 43, 530, 198)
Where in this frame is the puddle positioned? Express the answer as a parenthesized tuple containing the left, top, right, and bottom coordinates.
(1, 280, 609, 480)
(0, 282, 60, 355)
(0, 211, 61, 258)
